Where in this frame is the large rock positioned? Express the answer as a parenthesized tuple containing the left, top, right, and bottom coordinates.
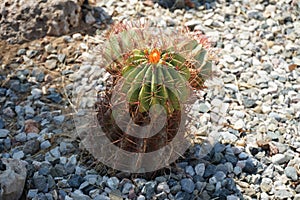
(0, 0, 84, 43)
(0, 158, 27, 200)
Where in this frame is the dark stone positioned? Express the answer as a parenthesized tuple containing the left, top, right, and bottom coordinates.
(23, 139, 40, 154)
(224, 178, 237, 191)
(192, 175, 205, 183)
(249, 147, 259, 156)
(33, 175, 48, 192)
(213, 143, 226, 153)
(46, 92, 62, 103)
(216, 164, 228, 174)
(9, 80, 21, 92)
(225, 154, 238, 166)
(47, 175, 56, 190)
(39, 166, 50, 176)
(67, 174, 84, 188)
(203, 165, 216, 178)
(50, 164, 65, 177)
(243, 159, 257, 174)
(243, 97, 257, 108)
(212, 152, 224, 164)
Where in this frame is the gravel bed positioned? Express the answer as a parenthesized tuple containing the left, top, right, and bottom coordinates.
(0, 0, 300, 199)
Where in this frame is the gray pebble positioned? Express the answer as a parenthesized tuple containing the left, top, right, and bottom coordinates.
(185, 165, 195, 176)
(284, 166, 298, 181)
(12, 150, 25, 159)
(180, 178, 195, 193)
(122, 182, 134, 194)
(27, 189, 39, 199)
(107, 177, 119, 190)
(272, 154, 288, 164)
(0, 129, 9, 138)
(260, 177, 272, 193)
(33, 175, 48, 192)
(23, 139, 40, 154)
(27, 133, 39, 140)
(40, 140, 51, 149)
(157, 182, 170, 193)
(195, 163, 205, 177)
(45, 59, 57, 70)
(53, 115, 65, 125)
(49, 147, 61, 158)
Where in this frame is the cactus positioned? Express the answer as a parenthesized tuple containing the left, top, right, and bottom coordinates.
(103, 29, 213, 116)
(95, 21, 215, 163)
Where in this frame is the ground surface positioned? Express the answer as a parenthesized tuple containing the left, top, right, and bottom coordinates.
(0, 0, 300, 200)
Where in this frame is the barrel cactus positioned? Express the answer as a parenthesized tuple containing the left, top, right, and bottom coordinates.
(84, 21, 217, 172)
(103, 24, 213, 114)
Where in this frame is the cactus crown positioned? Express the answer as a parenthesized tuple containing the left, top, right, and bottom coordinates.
(101, 21, 215, 115)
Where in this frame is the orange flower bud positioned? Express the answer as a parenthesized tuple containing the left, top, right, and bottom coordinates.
(148, 49, 161, 64)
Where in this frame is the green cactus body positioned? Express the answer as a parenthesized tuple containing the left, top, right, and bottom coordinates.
(119, 48, 192, 115)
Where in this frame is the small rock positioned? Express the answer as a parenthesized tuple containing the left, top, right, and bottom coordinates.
(0, 129, 9, 138)
(73, 33, 83, 41)
(27, 133, 39, 140)
(85, 11, 96, 24)
(40, 140, 51, 150)
(122, 182, 134, 194)
(195, 163, 205, 177)
(68, 174, 84, 188)
(23, 139, 40, 154)
(12, 151, 25, 159)
(17, 49, 26, 56)
(213, 171, 226, 182)
(27, 189, 39, 199)
(285, 166, 298, 181)
(137, 195, 146, 200)
(233, 166, 242, 175)
(157, 182, 170, 193)
(15, 132, 27, 142)
(180, 178, 195, 193)
(46, 93, 62, 103)
(141, 181, 156, 199)
(50, 147, 61, 158)
(26, 50, 39, 58)
(57, 54, 66, 63)
(53, 115, 65, 125)
(260, 178, 272, 192)
(272, 154, 288, 164)
(274, 189, 294, 199)
(107, 177, 119, 190)
(45, 59, 57, 70)
(185, 165, 195, 176)
(33, 175, 48, 192)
